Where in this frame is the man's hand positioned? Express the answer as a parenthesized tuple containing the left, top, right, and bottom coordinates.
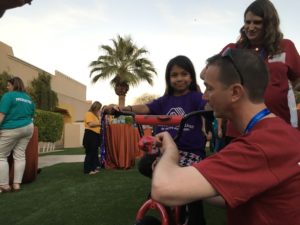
(155, 132, 178, 155)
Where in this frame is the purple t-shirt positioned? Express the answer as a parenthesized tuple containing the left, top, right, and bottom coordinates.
(147, 91, 207, 158)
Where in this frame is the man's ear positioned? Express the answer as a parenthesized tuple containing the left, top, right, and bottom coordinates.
(200, 66, 208, 80)
(230, 84, 244, 102)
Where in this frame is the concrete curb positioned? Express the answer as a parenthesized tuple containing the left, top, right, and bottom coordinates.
(38, 155, 85, 168)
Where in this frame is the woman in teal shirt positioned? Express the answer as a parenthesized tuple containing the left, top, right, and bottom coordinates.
(0, 76, 35, 192)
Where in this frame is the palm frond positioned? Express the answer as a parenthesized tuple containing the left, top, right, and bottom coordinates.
(89, 35, 156, 91)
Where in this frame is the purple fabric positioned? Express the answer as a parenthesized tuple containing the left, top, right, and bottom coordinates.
(99, 112, 107, 168)
(147, 91, 207, 158)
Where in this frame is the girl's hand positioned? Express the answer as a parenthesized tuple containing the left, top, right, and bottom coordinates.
(102, 104, 120, 114)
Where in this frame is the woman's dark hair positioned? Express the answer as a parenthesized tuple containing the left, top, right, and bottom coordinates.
(237, 0, 283, 57)
(8, 76, 26, 92)
(164, 55, 198, 95)
(89, 101, 102, 114)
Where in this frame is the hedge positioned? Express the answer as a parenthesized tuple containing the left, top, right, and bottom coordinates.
(34, 109, 64, 142)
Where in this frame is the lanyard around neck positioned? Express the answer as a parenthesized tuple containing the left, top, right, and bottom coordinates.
(244, 108, 271, 134)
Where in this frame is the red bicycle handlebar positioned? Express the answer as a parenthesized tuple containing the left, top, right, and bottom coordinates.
(134, 115, 183, 126)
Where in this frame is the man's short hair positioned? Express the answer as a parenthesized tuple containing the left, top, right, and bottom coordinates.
(206, 49, 269, 103)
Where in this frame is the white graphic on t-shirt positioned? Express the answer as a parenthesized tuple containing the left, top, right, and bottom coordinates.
(268, 52, 298, 127)
(167, 107, 185, 116)
(268, 52, 286, 63)
(287, 81, 298, 128)
(15, 98, 32, 104)
(160, 107, 194, 132)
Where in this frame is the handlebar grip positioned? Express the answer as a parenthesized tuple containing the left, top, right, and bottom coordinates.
(112, 110, 135, 117)
(138, 136, 160, 155)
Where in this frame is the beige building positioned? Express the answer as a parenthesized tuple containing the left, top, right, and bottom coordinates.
(0, 41, 91, 149)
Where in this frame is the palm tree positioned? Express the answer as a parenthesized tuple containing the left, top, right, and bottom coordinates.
(89, 35, 157, 107)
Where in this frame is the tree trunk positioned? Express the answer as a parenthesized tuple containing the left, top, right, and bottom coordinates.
(115, 82, 129, 107)
(118, 95, 126, 107)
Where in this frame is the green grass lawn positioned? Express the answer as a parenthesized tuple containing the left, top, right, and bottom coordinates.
(1, 149, 226, 225)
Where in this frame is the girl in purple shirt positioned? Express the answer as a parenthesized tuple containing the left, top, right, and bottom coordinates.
(106, 55, 208, 225)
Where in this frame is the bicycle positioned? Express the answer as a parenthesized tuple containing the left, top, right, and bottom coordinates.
(111, 110, 213, 225)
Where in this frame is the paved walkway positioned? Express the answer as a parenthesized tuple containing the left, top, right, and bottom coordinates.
(38, 155, 85, 168)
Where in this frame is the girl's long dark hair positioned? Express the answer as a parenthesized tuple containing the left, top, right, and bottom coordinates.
(164, 55, 198, 95)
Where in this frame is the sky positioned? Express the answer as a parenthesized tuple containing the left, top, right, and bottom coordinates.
(1, 0, 299, 106)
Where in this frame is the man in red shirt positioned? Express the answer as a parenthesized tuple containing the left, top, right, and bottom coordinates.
(151, 49, 300, 225)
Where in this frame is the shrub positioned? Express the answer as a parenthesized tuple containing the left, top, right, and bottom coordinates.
(34, 109, 63, 142)
(295, 91, 300, 104)
(28, 72, 58, 111)
(0, 72, 12, 99)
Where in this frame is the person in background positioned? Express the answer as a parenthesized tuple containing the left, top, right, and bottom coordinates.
(83, 101, 102, 175)
(0, 76, 35, 192)
(151, 49, 300, 225)
(105, 55, 207, 225)
(209, 118, 225, 153)
(220, 0, 300, 143)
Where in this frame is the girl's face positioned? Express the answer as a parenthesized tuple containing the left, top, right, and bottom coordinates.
(7, 82, 14, 91)
(169, 65, 192, 96)
(244, 11, 264, 46)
